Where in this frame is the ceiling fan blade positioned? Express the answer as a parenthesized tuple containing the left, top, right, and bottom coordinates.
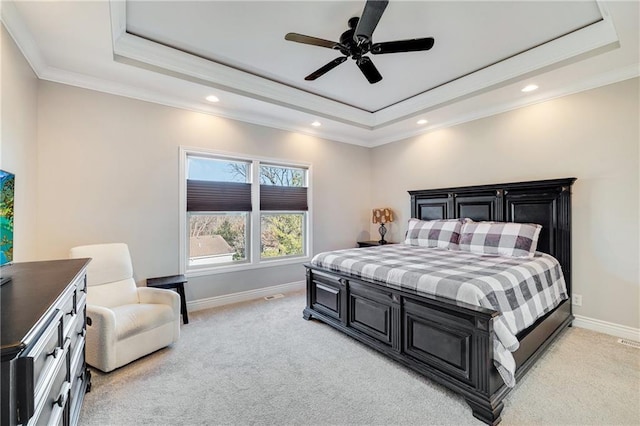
(285, 33, 340, 49)
(371, 37, 435, 54)
(356, 56, 382, 84)
(354, 0, 389, 44)
(305, 56, 347, 81)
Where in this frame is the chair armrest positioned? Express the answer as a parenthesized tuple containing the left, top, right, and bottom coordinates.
(86, 304, 117, 336)
(138, 287, 181, 314)
(85, 304, 117, 371)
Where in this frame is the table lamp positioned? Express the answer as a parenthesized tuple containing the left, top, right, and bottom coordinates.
(372, 208, 394, 244)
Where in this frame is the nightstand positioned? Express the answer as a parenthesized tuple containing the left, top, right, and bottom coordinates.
(357, 240, 396, 248)
(147, 274, 189, 324)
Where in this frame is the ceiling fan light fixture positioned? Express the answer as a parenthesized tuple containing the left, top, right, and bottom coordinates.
(284, 0, 433, 85)
(417, 119, 428, 125)
(205, 95, 220, 103)
(521, 84, 539, 93)
(311, 121, 322, 127)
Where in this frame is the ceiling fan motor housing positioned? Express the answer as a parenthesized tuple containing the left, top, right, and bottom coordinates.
(339, 18, 372, 59)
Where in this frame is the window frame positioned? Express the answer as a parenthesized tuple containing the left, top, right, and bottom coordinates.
(179, 147, 312, 277)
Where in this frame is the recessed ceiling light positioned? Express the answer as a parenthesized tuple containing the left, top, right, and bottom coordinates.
(521, 84, 538, 93)
(311, 121, 321, 127)
(205, 95, 220, 103)
(417, 119, 428, 125)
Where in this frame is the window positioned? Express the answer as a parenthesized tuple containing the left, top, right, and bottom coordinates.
(181, 149, 310, 273)
(186, 157, 251, 267)
(259, 164, 308, 259)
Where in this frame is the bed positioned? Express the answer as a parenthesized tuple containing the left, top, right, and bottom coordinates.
(303, 178, 576, 425)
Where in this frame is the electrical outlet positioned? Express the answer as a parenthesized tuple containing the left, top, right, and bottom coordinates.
(572, 294, 582, 306)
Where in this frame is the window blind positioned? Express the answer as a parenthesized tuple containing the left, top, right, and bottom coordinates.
(260, 185, 308, 211)
(186, 180, 252, 212)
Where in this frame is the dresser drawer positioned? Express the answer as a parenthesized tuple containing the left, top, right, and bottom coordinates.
(69, 297, 86, 368)
(58, 285, 77, 336)
(68, 350, 86, 425)
(75, 274, 87, 304)
(28, 342, 70, 426)
(22, 310, 64, 409)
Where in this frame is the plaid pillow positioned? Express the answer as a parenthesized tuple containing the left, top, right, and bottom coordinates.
(459, 221, 542, 258)
(404, 218, 465, 250)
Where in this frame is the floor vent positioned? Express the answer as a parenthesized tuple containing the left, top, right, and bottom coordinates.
(264, 294, 285, 301)
(617, 339, 640, 349)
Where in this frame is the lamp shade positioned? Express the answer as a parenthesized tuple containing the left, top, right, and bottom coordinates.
(372, 208, 394, 224)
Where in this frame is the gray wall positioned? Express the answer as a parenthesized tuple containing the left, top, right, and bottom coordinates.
(35, 82, 371, 301)
(370, 78, 640, 330)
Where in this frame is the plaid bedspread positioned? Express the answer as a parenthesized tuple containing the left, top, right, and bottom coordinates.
(311, 244, 568, 387)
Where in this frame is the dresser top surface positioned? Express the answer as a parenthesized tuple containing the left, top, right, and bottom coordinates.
(1, 259, 90, 357)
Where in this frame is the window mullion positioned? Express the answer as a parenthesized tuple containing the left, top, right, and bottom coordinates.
(251, 160, 261, 264)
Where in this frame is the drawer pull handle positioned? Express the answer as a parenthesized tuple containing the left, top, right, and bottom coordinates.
(54, 394, 64, 407)
(47, 347, 62, 359)
(54, 382, 71, 407)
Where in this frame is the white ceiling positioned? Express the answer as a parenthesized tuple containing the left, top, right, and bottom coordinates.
(2, 1, 639, 147)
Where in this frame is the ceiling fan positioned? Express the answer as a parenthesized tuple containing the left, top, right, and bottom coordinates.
(284, 0, 435, 84)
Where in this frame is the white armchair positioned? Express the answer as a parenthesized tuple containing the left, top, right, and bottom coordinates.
(69, 243, 180, 372)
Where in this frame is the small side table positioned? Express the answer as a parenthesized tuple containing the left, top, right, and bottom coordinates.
(147, 274, 189, 324)
(357, 241, 396, 248)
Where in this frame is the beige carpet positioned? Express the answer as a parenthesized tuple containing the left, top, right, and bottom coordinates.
(80, 290, 640, 425)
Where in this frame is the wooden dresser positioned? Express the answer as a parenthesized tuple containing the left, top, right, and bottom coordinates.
(1, 259, 91, 426)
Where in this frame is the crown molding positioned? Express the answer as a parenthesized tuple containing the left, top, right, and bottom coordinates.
(32, 59, 639, 150)
(109, 1, 375, 128)
(37, 64, 373, 147)
(113, 33, 376, 130)
(368, 62, 639, 147)
(110, 0, 620, 130)
(1, 0, 46, 77)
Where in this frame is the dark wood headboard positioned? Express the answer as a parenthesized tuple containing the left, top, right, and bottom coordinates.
(408, 178, 576, 295)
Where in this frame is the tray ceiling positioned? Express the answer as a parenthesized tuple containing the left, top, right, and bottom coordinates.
(125, 1, 603, 112)
(3, 1, 638, 146)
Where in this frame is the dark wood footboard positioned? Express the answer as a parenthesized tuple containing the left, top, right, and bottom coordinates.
(304, 265, 572, 425)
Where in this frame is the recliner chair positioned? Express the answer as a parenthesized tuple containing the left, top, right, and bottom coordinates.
(69, 243, 180, 372)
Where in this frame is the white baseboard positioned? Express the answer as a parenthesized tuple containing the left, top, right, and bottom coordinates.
(187, 280, 305, 312)
(573, 314, 640, 341)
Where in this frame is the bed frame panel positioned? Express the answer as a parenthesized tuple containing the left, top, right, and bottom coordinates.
(303, 178, 576, 425)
